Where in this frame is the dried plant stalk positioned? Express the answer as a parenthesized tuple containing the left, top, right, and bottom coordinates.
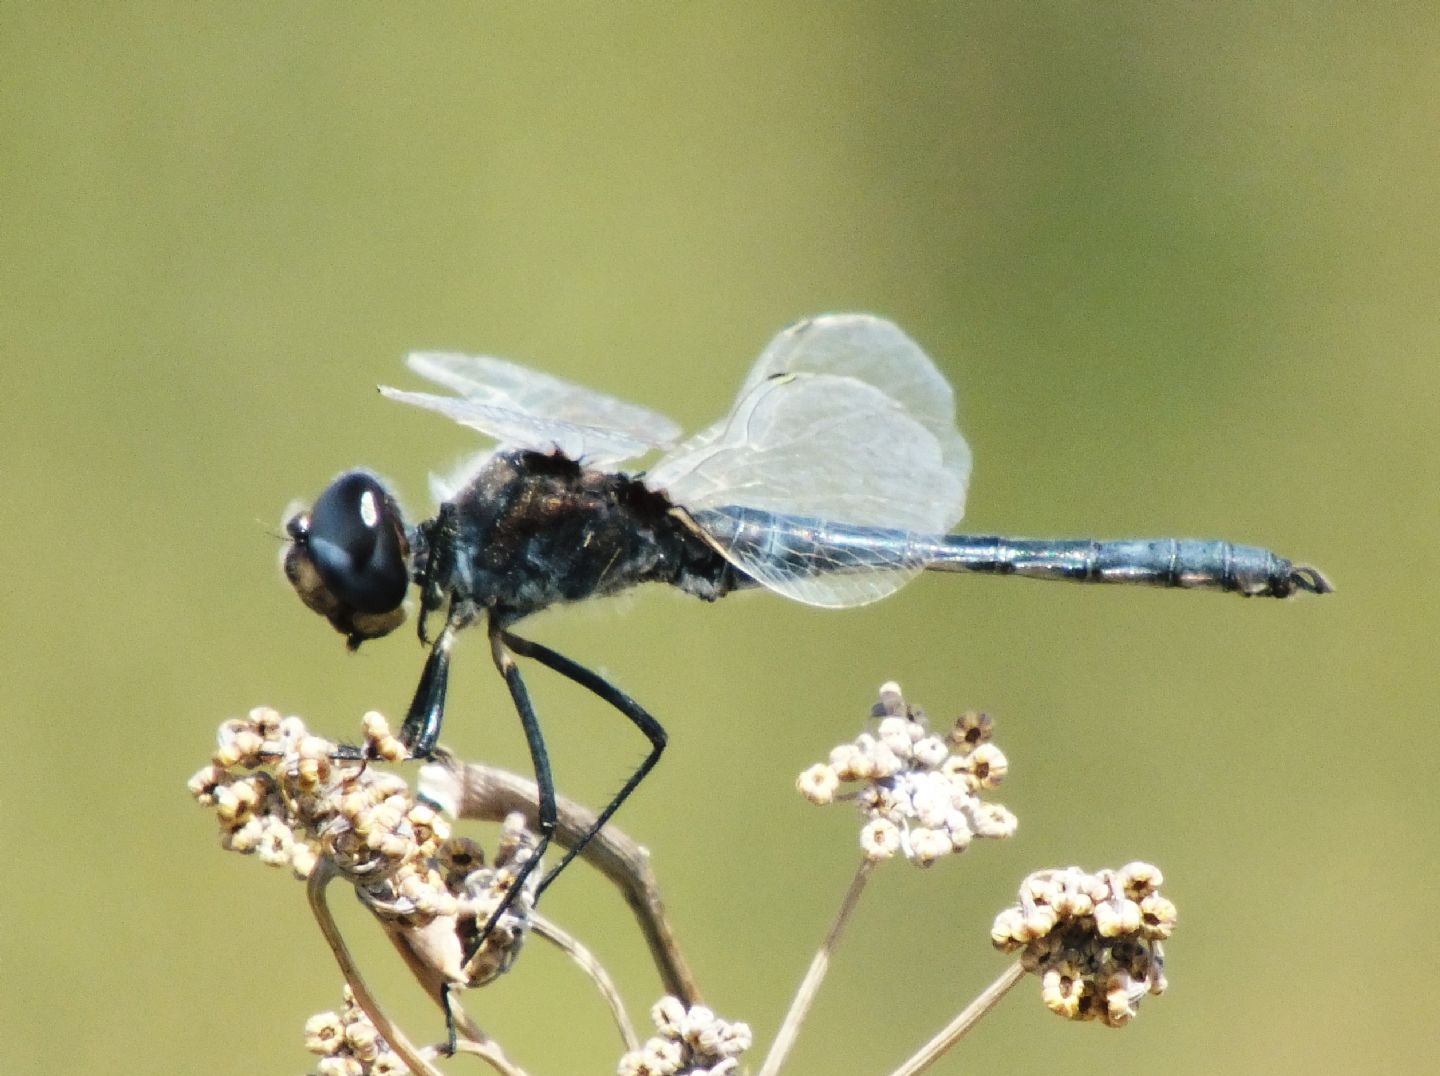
(886, 962, 1026, 1076)
(532, 915, 640, 1050)
(421, 753, 701, 1005)
(306, 857, 452, 1076)
(757, 858, 876, 1076)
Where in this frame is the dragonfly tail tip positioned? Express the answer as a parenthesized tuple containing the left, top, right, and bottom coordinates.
(1289, 565, 1334, 595)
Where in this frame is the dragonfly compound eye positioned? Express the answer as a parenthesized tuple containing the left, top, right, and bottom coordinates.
(284, 470, 410, 646)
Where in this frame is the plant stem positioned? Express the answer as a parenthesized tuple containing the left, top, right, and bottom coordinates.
(886, 961, 1026, 1076)
(757, 857, 876, 1076)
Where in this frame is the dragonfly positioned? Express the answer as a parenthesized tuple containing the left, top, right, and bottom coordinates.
(282, 312, 1329, 939)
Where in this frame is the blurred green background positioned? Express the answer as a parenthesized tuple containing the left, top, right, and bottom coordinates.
(4, 4, 1436, 1074)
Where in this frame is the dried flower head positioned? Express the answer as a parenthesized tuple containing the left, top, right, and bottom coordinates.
(991, 862, 1173, 1027)
(190, 708, 539, 987)
(303, 985, 410, 1075)
(617, 996, 753, 1076)
(797, 683, 1016, 865)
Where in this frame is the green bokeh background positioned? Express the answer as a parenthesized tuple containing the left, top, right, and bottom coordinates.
(4, 5, 1436, 1074)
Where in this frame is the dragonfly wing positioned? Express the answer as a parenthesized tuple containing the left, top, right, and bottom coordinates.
(379, 387, 662, 466)
(735, 314, 970, 482)
(649, 317, 971, 607)
(690, 507, 935, 607)
(404, 352, 681, 455)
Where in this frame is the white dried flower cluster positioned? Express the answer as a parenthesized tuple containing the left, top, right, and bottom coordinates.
(188, 708, 538, 984)
(616, 997, 752, 1076)
(991, 862, 1175, 1027)
(303, 985, 408, 1075)
(796, 682, 1016, 865)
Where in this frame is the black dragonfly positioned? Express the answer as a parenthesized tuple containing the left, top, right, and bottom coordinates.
(282, 313, 1330, 927)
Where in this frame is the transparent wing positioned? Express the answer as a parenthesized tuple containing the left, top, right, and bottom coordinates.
(648, 314, 972, 608)
(690, 506, 944, 607)
(380, 387, 665, 466)
(735, 314, 970, 477)
(381, 352, 681, 467)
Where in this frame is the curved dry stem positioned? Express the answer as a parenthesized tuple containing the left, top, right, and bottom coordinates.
(757, 857, 876, 1076)
(451, 1036, 536, 1073)
(421, 754, 701, 1004)
(305, 858, 447, 1076)
(534, 912, 640, 1050)
(885, 961, 1027, 1076)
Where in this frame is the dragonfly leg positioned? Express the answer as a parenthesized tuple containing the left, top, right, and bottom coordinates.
(457, 617, 559, 965)
(459, 620, 668, 972)
(399, 619, 457, 758)
(499, 628, 667, 896)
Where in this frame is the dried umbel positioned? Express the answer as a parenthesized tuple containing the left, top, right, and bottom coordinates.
(991, 862, 1175, 1027)
(797, 681, 1016, 864)
(304, 985, 409, 1076)
(617, 996, 752, 1076)
(188, 708, 539, 989)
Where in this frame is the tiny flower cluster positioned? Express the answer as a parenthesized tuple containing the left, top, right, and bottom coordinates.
(188, 708, 538, 984)
(616, 997, 752, 1076)
(991, 862, 1175, 1027)
(188, 708, 413, 881)
(797, 682, 1016, 865)
(303, 985, 408, 1076)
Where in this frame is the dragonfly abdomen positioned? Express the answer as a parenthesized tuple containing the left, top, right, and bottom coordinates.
(922, 535, 1332, 598)
(688, 507, 1330, 601)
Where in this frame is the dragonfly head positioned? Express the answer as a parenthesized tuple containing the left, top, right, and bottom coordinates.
(283, 470, 412, 649)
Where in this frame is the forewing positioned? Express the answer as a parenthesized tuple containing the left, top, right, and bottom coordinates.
(379, 387, 662, 466)
(406, 352, 680, 450)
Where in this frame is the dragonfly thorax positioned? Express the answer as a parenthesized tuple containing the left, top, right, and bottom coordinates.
(417, 449, 736, 629)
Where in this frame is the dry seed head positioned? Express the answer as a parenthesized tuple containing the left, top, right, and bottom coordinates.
(362, 709, 408, 762)
(192, 708, 542, 993)
(796, 763, 840, 805)
(618, 997, 752, 1076)
(860, 817, 902, 859)
(992, 864, 1173, 1028)
(801, 683, 1016, 866)
(949, 709, 993, 748)
(303, 986, 405, 1074)
(304, 1011, 345, 1055)
(316, 1057, 363, 1076)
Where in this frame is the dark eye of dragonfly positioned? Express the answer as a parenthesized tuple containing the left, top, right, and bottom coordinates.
(284, 470, 411, 647)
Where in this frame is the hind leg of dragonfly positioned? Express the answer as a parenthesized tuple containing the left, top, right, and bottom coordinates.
(452, 617, 562, 972)
(457, 618, 668, 977)
(499, 627, 668, 895)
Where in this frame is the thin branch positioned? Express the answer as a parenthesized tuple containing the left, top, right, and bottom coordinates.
(452, 1037, 539, 1073)
(305, 858, 449, 1076)
(885, 961, 1027, 1076)
(533, 912, 640, 1051)
(421, 754, 702, 1005)
(757, 857, 877, 1076)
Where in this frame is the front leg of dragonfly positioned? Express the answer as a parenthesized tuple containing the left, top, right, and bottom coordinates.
(399, 620, 457, 758)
